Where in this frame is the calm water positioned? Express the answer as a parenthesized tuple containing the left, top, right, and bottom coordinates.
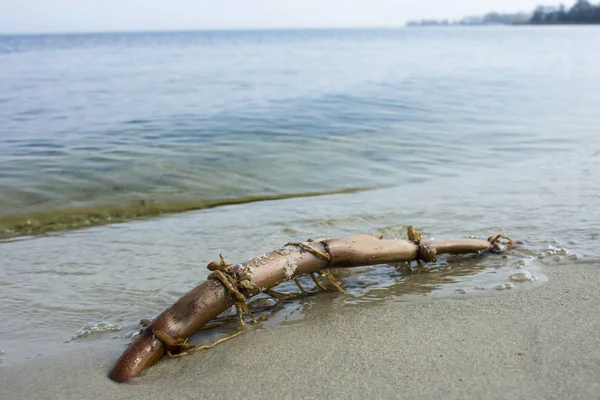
(0, 27, 599, 366)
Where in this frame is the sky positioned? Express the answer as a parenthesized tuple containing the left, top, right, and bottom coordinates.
(1, 0, 552, 34)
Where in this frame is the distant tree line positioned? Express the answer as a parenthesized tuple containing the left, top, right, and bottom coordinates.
(530, 0, 600, 23)
(405, 0, 600, 26)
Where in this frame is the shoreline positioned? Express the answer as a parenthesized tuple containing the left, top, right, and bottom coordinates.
(2, 259, 598, 399)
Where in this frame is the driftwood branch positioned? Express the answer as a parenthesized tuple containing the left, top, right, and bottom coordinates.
(109, 234, 511, 382)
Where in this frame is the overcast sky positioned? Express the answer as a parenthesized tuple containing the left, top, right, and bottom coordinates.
(1, 0, 550, 34)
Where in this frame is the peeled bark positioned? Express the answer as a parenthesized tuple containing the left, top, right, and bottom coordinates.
(109, 235, 505, 382)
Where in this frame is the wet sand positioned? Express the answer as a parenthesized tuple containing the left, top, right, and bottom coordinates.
(2, 260, 598, 399)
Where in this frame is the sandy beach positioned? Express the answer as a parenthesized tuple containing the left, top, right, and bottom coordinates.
(2, 258, 598, 400)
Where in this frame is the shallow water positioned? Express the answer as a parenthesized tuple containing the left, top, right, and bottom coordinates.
(2, 27, 600, 236)
(1, 27, 599, 367)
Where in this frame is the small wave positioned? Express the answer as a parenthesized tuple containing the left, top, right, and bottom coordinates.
(124, 119, 153, 125)
(66, 321, 122, 342)
(0, 187, 370, 240)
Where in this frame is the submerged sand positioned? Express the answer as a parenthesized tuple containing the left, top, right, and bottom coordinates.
(2, 260, 599, 400)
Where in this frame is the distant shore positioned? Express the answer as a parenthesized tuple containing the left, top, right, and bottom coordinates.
(407, 0, 600, 26)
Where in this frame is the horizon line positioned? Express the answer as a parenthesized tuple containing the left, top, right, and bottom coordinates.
(0, 24, 534, 37)
(0, 25, 414, 36)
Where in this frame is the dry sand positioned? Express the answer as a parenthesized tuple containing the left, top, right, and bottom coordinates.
(2, 261, 599, 400)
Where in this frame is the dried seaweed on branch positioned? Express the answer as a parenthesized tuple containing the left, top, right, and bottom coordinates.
(109, 230, 514, 382)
